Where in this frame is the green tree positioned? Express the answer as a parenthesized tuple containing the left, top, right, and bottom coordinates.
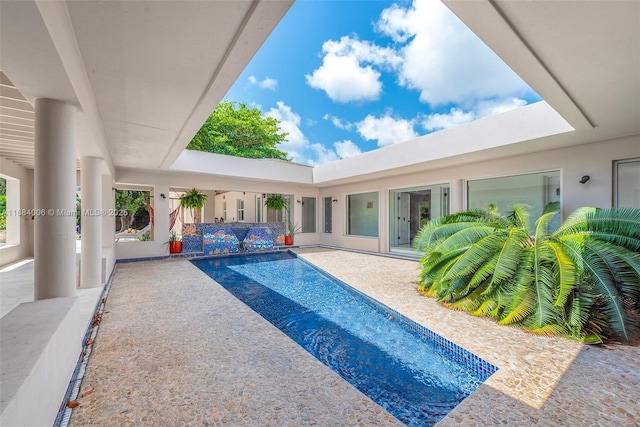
(414, 203, 640, 343)
(0, 195, 6, 231)
(114, 190, 149, 232)
(0, 178, 6, 232)
(187, 101, 290, 160)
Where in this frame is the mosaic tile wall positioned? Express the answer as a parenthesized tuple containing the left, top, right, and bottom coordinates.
(182, 222, 286, 254)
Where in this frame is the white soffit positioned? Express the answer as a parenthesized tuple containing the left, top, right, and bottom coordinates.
(0, 72, 35, 170)
(65, 0, 293, 171)
(171, 150, 314, 185)
(444, 0, 640, 138)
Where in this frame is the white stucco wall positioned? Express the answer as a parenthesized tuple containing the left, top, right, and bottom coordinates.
(318, 135, 639, 254)
(112, 134, 638, 260)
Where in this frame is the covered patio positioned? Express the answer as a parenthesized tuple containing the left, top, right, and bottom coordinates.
(1, 0, 639, 425)
(57, 249, 640, 425)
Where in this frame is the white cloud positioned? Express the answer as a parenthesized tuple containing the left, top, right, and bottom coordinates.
(321, 36, 402, 69)
(376, 0, 530, 106)
(265, 101, 308, 162)
(248, 75, 278, 90)
(324, 114, 353, 130)
(307, 139, 363, 166)
(421, 108, 475, 132)
(476, 97, 528, 117)
(309, 143, 340, 166)
(356, 113, 418, 147)
(421, 98, 528, 132)
(334, 140, 362, 158)
(306, 36, 401, 103)
(306, 55, 381, 103)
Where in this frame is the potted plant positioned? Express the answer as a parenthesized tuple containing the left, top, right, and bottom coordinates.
(179, 188, 208, 223)
(265, 194, 296, 245)
(168, 230, 182, 253)
(285, 223, 302, 246)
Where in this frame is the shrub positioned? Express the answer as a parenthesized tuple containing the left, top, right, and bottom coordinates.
(414, 203, 640, 343)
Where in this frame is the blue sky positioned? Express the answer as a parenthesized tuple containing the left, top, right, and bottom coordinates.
(224, 0, 541, 165)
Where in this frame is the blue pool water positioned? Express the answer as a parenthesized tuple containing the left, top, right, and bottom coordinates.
(191, 252, 496, 426)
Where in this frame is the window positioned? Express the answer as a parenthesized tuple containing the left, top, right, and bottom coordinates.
(0, 177, 6, 244)
(390, 184, 449, 253)
(255, 195, 262, 222)
(468, 170, 561, 231)
(323, 197, 332, 233)
(347, 192, 378, 237)
(266, 194, 291, 224)
(114, 188, 152, 241)
(615, 158, 640, 208)
(223, 201, 227, 221)
(237, 198, 245, 221)
(301, 197, 316, 233)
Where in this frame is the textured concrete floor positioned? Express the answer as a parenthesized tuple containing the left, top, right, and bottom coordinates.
(68, 248, 640, 426)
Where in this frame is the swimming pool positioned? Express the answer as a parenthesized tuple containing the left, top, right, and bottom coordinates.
(191, 252, 497, 426)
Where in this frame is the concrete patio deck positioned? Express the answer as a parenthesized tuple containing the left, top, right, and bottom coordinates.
(67, 248, 639, 426)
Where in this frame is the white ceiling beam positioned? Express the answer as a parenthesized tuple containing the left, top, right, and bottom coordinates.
(35, 0, 115, 176)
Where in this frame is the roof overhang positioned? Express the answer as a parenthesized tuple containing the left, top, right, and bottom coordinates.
(1, 0, 293, 174)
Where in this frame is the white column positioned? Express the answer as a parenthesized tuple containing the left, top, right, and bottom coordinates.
(155, 185, 170, 242)
(80, 157, 103, 288)
(450, 179, 464, 213)
(34, 98, 77, 300)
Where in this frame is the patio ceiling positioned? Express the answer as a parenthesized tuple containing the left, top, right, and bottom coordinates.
(0, 0, 293, 173)
(0, 72, 35, 170)
(444, 0, 640, 141)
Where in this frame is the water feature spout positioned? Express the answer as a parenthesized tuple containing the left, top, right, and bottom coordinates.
(232, 227, 250, 251)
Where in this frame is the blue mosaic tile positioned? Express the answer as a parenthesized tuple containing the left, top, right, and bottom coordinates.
(203, 227, 240, 255)
(243, 227, 275, 252)
(181, 222, 286, 254)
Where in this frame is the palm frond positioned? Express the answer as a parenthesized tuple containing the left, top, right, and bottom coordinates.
(524, 323, 567, 336)
(531, 263, 559, 327)
(579, 243, 636, 341)
(542, 241, 578, 307)
(566, 289, 594, 331)
(499, 287, 535, 325)
(484, 228, 529, 295)
(442, 232, 505, 283)
(506, 203, 532, 232)
(470, 298, 499, 317)
(586, 207, 640, 239)
(430, 225, 497, 257)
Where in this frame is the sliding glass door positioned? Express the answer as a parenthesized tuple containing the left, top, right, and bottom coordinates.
(389, 184, 449, 255)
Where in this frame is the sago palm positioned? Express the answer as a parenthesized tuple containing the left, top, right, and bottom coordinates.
(414, 203, 640, 342)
